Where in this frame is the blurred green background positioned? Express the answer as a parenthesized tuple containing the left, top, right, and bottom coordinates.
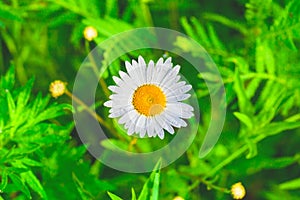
(0, 0, 300, 199)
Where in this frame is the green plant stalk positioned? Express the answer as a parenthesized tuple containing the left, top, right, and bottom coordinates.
(203, 145, 248, 180)
(84, 41, 110, 98)
(65, 89, 126, 141)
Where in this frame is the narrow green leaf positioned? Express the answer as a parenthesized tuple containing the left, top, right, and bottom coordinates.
(0, 65, 15, 90)
(255, 121, 300, 138)
(72, 173, 92, 200)
(190, 17, 210, 47)
(207, 23, 225, 50)
(203, 13, 247, 35)
(6, 90, 16, 120)
(0, 8, 22, 21)
(233, 68, 254, 115)
(246, 78, 261, 99)
(138, 179, 149, 200)
(245, 139, 257, 159)
(279, 177, 300, 190)
(107, 192, 124, 200)
(35, 103, 72, 123)
(226, 57, 249, 75)
(0, 171, 8, 192)
(264, 44, 275, 74)
(181, 17, 200, 42)
(106, 0, 119, 18)
(16, 78, 34, 114)
(131, 188, 137, 200)
(255, 39, 265, 73)
(138, 160, 161, 200)
(9, 173, 31, 199)
(22, 158, 43, 167)
(234, 112, 253, 129)
(21, 171, 47, 199)
(151, 173, 160, 200)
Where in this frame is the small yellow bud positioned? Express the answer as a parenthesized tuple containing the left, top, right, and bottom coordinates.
(231, 182, 246, 199)
(173, 196, 185, 200)
(49, 80, 66, 98)
(83, 26, 98, 41)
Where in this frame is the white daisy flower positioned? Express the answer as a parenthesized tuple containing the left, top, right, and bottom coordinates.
(104, 56, 194, 139)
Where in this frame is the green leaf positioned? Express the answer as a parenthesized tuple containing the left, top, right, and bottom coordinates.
(151, 173, 160, 200)
(72, 173, 93, 200)
(255, 40, 275, 74)
(207, 23, 225, 50)
(181, 17, 200, 43)
(16, 78, 34, 114)
(226, 57, 249, 74)
(203, 13, 247, 35)
(138, 160, 161, 200)
(21, 171, 47, 199)
(246, 78, 261, 99)
(234, 112, 253, 129)
(6, 90, 16, 120)
(131, 188, 137, 200)
(34, 103, 73, 123)
(255, 121, 300, 139)
(0, 171, 8, 192)
(21, 158, 43, 167)
(9, 173, 31, 199)
(245, 139, 257, 159)
(233, 68, 254, 115)
(107, 192, 124, 200)
(255, 39, 265, 73)
(0, 65, 15, 90)
(279, 177, 300, 190)
(0, 8, 22, 21)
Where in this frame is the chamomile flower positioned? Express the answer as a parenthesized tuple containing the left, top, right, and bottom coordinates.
(104, 56, 194, 139)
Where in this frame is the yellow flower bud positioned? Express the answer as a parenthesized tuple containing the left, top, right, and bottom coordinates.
(173, 196, 185, 200)
(83, 26, 98, 41)
(231, 182, 246, 199)
(49, 80, 66, 98)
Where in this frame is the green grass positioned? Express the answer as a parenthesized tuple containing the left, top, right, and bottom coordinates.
(0, 0, 300, 199)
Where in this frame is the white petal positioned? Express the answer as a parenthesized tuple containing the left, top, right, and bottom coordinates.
(138, 56, 146, 67)
(164, 57, 172, 66)
(104, 100, 112, 107)
(165, 105, 193, 119)
(146, 118, 155, 137)
(125, 61, 133, 72)
(160, 65, 180, 86)
(156, 58, 164, 68)
(108, 86, 119, 93)
(174, 85, 192, 94)
(164, 112, 187, 128)
(112, 76, 123, 85)
(146, 60, 154, 83)
(128, 122, 136, 135)
(155, 115, 174, 134)
(170, 81, 186, 90)
(167, 94, 191, 102)
(136, 115, 146, 137)
(126, 61, 141, 85)
(118, 110, 137, 124)
(156, 127, 165, 139)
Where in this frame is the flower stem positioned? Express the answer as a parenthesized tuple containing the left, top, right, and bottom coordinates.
(203, 145, 248, 180)
(65, 89, 125, 141)
(84, 41, 110, 97)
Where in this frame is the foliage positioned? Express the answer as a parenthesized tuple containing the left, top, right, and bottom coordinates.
(0, 0, 300, 199)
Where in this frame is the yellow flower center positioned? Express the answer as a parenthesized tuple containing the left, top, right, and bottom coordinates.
(132, 84, 166, 116)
